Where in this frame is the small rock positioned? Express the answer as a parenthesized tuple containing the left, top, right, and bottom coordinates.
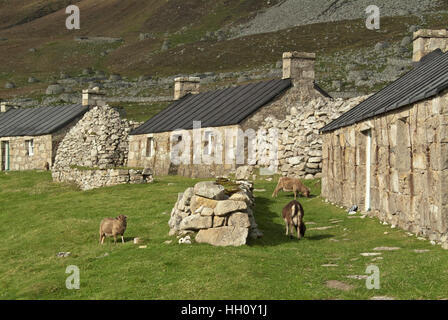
(360, 252, 382, 257)
(139, 245, 147, 249)
(4, 81, 15, 89)
(325, 280, 354, 291)
(56, 252, 71, 258)
(321, 264, 338, 267)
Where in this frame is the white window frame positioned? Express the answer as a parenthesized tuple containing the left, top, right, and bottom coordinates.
(203, 131, 213, 156)
(146, 136, 154, 158)
(27, 139, 34, 156)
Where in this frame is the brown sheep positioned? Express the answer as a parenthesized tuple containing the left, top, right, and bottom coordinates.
(282, 200, 306, 240)
(272, 177, 310, 200)
(99, 215, 127, 244)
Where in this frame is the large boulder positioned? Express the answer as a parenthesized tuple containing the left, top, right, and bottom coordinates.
(195, 226, 249, 246)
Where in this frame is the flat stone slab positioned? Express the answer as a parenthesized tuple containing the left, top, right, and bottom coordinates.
(309, 226, 336, 231)
(370, 296, 396, 300)
(195, 226, 249, 246)
(360, 252, 382, 257)
(325, 280, 355, 291)
(373, 247, 400, 251)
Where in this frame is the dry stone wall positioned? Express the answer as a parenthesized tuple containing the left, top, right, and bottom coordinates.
(51, 105, 150, 190)
(258, 96, 369, 178)
(53, 105, 140, 169)
(169, 180, 263, 246)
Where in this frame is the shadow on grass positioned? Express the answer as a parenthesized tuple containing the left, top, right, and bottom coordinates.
(249, 195, 334, 247)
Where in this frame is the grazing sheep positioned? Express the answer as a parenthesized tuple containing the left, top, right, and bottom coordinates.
(272, 177, 310, 200)
(99, 215, 127, 244)
(282, 200, 306, 240)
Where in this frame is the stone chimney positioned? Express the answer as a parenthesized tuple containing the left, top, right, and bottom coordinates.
(413, 29, 448, 62)
(282, 52, 316, 86)
(1, 102, 14, 113)
(82, 87, 106, 106)
(174, 77, 200, 100)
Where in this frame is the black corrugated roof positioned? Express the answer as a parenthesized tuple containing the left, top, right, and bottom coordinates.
(131, 78, 293, 134)
(0, 104, 88, 137)
(321, 49, 448, 133)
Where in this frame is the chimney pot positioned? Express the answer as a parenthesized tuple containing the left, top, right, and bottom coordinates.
(174, 76, 200, 100)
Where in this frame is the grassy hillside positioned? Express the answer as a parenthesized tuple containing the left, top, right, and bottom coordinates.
(1, 0, 448, 100)
(1, 171, 448, 299)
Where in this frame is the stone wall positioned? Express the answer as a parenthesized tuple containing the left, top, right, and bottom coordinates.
(168, 180, 263, 246)
(321, 90, 448, 247)
(258, 96, 368, 178)
(54, 105, 140, 170)
(52, 105, 148, 189)
(52, 167, 153, 191)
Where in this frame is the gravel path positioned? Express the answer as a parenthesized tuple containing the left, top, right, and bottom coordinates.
(232, 0, 440, 38)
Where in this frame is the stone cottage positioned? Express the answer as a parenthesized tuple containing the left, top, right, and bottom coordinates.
(0, 102, 88, 171)
(320, 29, 448, 245)
(128, 51, 330, 178)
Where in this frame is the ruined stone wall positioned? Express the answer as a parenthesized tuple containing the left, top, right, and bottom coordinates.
(240, 84, 327, 131)
(52, 168, 153, 191)
(321, 90, 448, 246)
(128, 125, 241, 178)
(53, 105, 140, 170)
(0, 135, 52, 171)
(258, 96, 368, 178)
(52, 105, 146, 189)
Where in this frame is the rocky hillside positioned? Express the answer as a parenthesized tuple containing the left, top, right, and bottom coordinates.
(0, 0, 447, 120)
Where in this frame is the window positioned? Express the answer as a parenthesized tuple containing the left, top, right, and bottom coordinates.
(26, 139, 34, 156)
(203, 131, 213, 155)
(146, 137, 154, 157)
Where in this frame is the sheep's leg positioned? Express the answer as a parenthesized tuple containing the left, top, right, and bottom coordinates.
(121, 235, 124, 244)
(289, 223, 294, 239)
(285, 221, 289, 236)
(297, 223, 302, 240)
(113, 235, 117, 244)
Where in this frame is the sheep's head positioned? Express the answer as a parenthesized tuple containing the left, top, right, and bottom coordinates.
(117, 215, 127, 222)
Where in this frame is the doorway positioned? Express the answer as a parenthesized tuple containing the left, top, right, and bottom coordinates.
(1, 141, 10, 171)
(364, 130, 372, 212)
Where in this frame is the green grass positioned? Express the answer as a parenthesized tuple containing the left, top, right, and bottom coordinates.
(0, 171, 447, 300)
(111, 102, 171, 122)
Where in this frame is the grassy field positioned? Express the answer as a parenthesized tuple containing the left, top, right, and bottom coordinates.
(0, 171, 447, 300)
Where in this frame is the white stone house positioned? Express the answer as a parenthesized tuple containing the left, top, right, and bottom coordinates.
(320, 29, 448, 245)
(0, 102, 89, 171)
(128, 51, 331, 178)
